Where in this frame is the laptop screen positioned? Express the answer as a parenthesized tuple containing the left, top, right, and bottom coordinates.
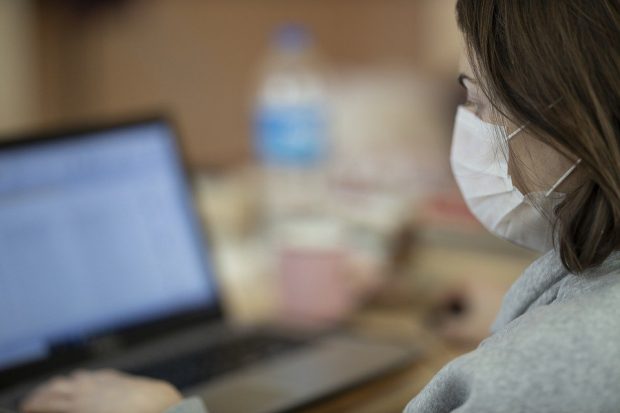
(0, 120, 218, 370)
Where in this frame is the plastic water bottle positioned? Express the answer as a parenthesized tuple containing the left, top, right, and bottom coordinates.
(253, 24, 330, 225)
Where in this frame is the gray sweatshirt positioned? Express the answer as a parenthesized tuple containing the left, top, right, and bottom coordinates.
(167, 249, 620, 413)
(405, 249, 620, 412)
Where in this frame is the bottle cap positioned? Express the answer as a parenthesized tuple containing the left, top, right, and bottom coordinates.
(274, 24, 313, 51)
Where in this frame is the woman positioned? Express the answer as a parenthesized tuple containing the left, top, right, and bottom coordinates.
(22, 0, 620, 412)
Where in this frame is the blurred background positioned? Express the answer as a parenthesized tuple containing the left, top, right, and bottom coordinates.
(2, 0, 459, 165)
(0, 2, 538, 406)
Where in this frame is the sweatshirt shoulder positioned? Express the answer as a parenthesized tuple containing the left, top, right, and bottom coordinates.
(405, 276, 620, 413)
(480, 275, 620, 368)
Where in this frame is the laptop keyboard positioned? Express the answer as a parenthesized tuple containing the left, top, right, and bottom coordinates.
(129, 332, 308, 390)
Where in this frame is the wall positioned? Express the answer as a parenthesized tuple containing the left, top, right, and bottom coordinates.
(35, 0, 460, 168)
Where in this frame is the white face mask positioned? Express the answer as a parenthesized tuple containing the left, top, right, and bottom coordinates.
(450, 106, 581, 252)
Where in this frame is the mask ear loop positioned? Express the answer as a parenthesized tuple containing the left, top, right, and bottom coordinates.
(506, 123, 529, 140)
(545, 158, 582, 197)
(505, 121, 582, 197)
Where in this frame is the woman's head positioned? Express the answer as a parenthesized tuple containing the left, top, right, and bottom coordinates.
(455, 0, 620, 273)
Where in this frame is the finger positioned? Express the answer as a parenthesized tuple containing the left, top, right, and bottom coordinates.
(21, 391, 72, 413)
(69, 370, 100, 388)
(45, 377, 74, 395)
(69, 369, 89, 379)
(27, 377, 73, 401)
(95, 368, 122, 378)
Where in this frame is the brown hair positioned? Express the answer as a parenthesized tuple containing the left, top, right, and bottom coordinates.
(456, 0, 620, 273)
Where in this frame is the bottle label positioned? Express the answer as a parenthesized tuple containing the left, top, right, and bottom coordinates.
(254, 104, 327, 166)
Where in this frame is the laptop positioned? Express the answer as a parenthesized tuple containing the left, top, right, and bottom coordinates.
(0, 117, 418, 413)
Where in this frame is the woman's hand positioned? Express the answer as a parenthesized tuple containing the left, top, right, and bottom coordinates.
(21, 369, 182, 413)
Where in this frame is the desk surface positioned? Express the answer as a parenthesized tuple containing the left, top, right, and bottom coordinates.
(214, 245, 532, 412)
(298, 311, 472, 413)
(289, 241, 533, 413)
(203, 172, 536, 413)
(216, 245, 531, 413)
